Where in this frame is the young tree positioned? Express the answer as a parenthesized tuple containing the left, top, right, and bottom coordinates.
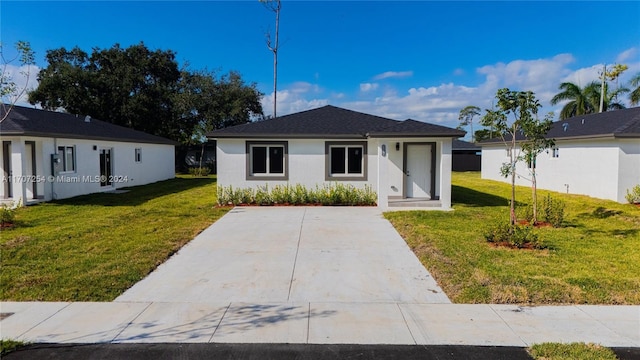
(480, 88, 544, 226)
(260, 0, 281, 118)
(520, 112, 554, 223)
(1, 41, 35, 122)
(458, 105, 480, 142)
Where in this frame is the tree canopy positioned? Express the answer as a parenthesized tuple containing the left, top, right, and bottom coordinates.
(29, 43, 263, 144)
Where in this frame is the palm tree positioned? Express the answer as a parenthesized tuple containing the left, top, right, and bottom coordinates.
(551, 81, 628, 120)
(551, 82, 597, 119)
(630, 73, 640, 106)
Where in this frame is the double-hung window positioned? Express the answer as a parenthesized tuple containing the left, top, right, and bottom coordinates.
(325, 141, 367, 180)
(246, 141, 288, 180)
(57, 146, 76, 172)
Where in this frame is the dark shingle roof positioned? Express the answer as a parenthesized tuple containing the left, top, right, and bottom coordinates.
(1, 106, 176, 145)
(452, 139, 481, 150)
(207, 105, 465, 139)
(480, 107, 640, 145)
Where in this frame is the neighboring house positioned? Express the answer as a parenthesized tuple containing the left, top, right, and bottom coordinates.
(452, 139, 481, 172)
(1, 106, 176, 205)
(480, 107, 640, 203)
(207, 105, 465, 209)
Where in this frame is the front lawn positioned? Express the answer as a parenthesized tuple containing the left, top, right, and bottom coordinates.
(0, 176, 228, 301)
(385, 172, 640, 304)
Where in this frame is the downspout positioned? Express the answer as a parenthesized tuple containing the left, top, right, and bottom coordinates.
(51, 138, 57, 200)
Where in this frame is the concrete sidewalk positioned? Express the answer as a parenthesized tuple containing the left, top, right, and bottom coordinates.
(1, 301, 638, 346)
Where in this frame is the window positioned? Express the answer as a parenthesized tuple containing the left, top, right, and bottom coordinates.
(527, 153, 536, 169)
(325, 141, 367, 180)
(57, 146, 75, 172)
(246, 141, 288, 180)
(551, 147, 559, 158)
(135, 148, 142, 162)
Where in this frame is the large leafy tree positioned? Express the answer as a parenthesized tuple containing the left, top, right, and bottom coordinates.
(29, 43, 263, 144)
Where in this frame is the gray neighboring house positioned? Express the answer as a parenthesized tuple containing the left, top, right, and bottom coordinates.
(1, 106, 176, 205)
(480, 107, 640, 203)
(208, 105, 465, 209)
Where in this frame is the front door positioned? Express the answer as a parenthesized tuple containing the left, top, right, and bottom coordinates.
(99, 149, 112, 187)
(25, 141, 37, 199)
(405, 144, 432, 198)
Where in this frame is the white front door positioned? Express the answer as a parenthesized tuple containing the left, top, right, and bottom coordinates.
(405, 144, 431, 198)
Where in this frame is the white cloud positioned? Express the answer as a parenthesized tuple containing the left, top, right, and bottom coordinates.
(1, 64, 40, 107)
(261, 89, 328, 118)
(616, 47, 637, 63)
(359, 82, 379, 92)
(265, 48, 640, 137)
(373, 71, 413, 80)
(453, 68, 465, 76)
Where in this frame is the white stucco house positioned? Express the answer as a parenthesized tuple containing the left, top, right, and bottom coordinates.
(480, 107, 640, 203)
(1, 106, 176, 205)
(207, 105, 465, 210)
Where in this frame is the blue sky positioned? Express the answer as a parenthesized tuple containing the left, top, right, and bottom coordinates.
(2, 1, 639, 137)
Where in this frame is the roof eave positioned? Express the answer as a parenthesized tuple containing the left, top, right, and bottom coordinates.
(208, 133, 368, 140)
(367, 132, 465, 138)
(1, 131, 177, 145)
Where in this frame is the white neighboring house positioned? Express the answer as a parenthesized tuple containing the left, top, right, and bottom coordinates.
(480, 107, 640, 203)
(1, 106, 176, 205)
(207, 105, 465, 210)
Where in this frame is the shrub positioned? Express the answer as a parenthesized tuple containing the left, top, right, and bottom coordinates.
(542, 194, 565, 227)
(0, 200, 20, 228)
(625, 184, 640, 204)
(1, 204, 16, 227)
(484, 221, 544, 249)
(188, 167, 211, 177)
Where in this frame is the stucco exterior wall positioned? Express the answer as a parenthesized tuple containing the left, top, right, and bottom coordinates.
(216, 138, 378, 190)
(481, 138, 637, 203)
(1, 136, 174, 202)
(217, 137, 453, 209)
(618, 139, 640, 203)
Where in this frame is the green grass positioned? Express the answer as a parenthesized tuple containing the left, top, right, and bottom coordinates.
(528, 342, 618, 360)
(0, 339, 26, 356)
(0, 175, 228, 301)
(385, 172, 640, 304)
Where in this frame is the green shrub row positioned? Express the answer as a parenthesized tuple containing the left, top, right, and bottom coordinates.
(217, 183, 377, 206)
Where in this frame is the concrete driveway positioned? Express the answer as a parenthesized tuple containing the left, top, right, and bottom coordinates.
(116, 207, 450, 304)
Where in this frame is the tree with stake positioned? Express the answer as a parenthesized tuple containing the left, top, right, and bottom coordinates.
(480, 88, 543, 227)
(520, 112, 554, 224)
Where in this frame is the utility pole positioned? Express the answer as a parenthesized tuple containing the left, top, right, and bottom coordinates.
(599, 64, 606, 113)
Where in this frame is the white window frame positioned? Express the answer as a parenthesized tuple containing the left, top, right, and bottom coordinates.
(57, 145, 76, 173)
(325, 141, 368, 181)
(245, 141, 288, 180)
